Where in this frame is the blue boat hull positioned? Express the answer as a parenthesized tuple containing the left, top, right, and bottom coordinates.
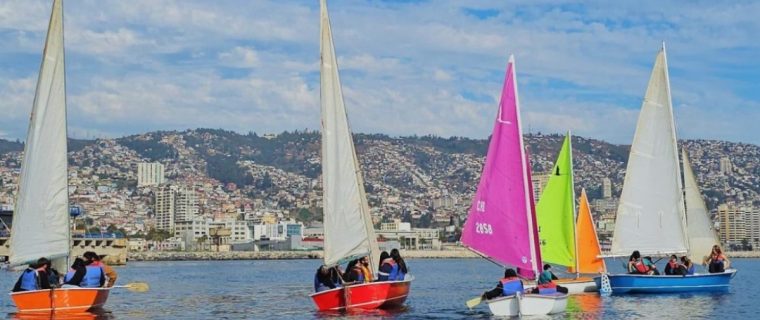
(593, 269, 737, 294)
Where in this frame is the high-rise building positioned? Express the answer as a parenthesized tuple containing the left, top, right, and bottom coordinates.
(155, 185, 175, 231)
(154, 184, 198, 232)
(602, 177, 612, 199)
(531, 173, 550, 202)
(717, 202, 760, 248)
(137, 162, 165, 187)
(174, 186, 198, 223)
(719, 157, 732, 175)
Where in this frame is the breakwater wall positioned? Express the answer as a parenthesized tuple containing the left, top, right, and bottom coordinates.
(128, 249, 479, 262)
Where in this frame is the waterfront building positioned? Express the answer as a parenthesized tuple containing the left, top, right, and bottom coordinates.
(531, 173, 549, 202)
(718, 202, 760, 248)
(155, 184, 198, 231)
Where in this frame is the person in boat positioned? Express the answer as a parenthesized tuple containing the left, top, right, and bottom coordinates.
(664, 255, 684, 275)
(63, 258, 87, 287)
(531, 264, 568, 294)
(12, 258, 52, 292)
(343, 257, 371, 284)
(84, 251, 118, 287)
(390, 249, 408, 280)
(378, 251, 396, 281)
(482, 268, 524, 300)
(80, 253, 106, 288)
(314, 265, 342, 292)
(642, 256, 660, 275)
(627, 250, 648, 274)
(681, 256, 695, 275)
(36, 257, 62, 287)
(704, 245, 730, 273)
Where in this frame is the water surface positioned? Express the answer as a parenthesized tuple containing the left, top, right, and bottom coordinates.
(1, 258, 755, 319)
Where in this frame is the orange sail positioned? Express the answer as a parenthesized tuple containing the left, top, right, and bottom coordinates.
(568, 189, 606, 274)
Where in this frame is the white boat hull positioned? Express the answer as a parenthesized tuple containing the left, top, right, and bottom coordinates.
(486, 293, 567, 316)
(556, 278, 599, 294)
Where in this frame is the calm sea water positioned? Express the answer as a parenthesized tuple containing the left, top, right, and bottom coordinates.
(1, 258, 757, 319)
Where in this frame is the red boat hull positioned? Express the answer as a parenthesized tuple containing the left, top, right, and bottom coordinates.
(310, 276, 413, 311)
(10, 287, 110, 314)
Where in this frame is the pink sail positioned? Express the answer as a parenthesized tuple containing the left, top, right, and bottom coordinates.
(461, 56, 539, 279)
(524, 148, 542, 279)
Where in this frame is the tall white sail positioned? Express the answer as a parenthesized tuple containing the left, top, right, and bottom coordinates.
(319, 0, 379, 274)
(683, 149, 719, 261)
(611, 45, 689, 256)
(9, 0, 70, 266)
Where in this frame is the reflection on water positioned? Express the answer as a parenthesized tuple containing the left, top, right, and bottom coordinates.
(1, 259, 757, 319)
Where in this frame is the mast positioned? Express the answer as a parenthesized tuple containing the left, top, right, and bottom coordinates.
(569, 131, 579, 278)
(512, 56, 540, 277)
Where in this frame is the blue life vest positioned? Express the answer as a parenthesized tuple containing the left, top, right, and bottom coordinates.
(19, 269, 39, 291)
(686, 264, 695, 275)
(396, 269, 405, 281)
(64, 269, 76, 283)
(500, 278, 523, 296)
(388, 263, 400, 281)
(80, 266, 103, 288)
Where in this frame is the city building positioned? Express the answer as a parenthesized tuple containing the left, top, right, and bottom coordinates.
(717, 202, 760, 248)
(155, 184, 198, 231)
(531, 173, 550, 202)
(719, 157, 733, 176)
(602, 177, 612, 199)
(137, 162, 165, 187)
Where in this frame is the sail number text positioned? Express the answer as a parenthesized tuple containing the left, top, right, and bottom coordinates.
(475, 222, 493, 235)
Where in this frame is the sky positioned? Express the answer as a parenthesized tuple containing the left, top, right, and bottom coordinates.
(0, 0, 758, 144)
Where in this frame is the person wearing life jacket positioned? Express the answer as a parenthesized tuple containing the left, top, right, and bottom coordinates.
(84, 251, 118, 287)
(80, 253, 106, 288)
(63, 258, 87, 287)
(681, 256, 696, 275)
(532, 264, 568, 294)
(704, 245, 730, 273)
(627, 250, 649, 274)
(482, 268, 524, 300)
(642, 256, 660, 275)
(390, 249, 408, 281)
(12, 258, 52, 292)
(314, 265, 342, 292)
(358, 256, 373, 283)
(377, 251, 391, 281)
(664, 255, 684, 275)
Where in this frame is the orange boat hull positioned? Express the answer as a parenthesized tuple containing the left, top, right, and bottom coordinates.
(310, 276, 413, 312)
(10, 287, 110, 314)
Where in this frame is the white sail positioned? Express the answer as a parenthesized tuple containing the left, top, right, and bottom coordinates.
(9, 0, 70, 266)
(611, 45, 689, 257)
(683, 149, 719, 261)
(319, 0, 379, 274)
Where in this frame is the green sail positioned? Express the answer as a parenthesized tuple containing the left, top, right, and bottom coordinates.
(536, 134, 576, 267)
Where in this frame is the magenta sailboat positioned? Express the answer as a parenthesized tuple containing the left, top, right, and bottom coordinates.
(461, 55, 567, 317)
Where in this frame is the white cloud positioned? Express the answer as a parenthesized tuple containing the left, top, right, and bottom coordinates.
(0, 0, 757, 145)
(433, 69, 453, 81)
(218, 46, 260, 68)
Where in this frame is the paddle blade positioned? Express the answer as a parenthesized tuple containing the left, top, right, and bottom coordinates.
(124, 282, 150, 292)
(466, 296, 482, 309)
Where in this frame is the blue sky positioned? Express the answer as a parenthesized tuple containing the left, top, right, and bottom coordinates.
(0, 0, 758, 144)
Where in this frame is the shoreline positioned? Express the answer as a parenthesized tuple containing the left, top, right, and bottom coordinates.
(127, 250, 760, 262)
(128, 249, 479, 262)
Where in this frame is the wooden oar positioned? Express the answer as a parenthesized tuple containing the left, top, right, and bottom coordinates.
(113, 282, 150, 292)
(465, 296, 482, 309)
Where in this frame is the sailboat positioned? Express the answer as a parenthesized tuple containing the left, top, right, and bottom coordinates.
(9, 0, 111, 313)
(461, 55, 567, 317)
(593, 44, 736, 293)
(309, 0, 412, 311)
(536, 133, 606, 293)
